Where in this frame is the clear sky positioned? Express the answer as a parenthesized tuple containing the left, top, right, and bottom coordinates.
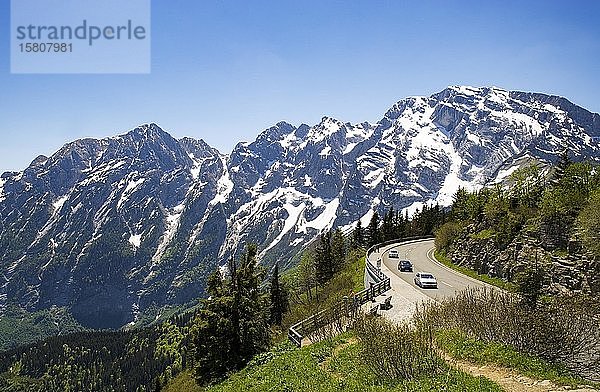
(1, 0, 599, 173)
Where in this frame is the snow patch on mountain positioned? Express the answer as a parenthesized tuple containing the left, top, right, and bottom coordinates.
(297, 197, 339, 234)
(279, 133, 298, 149)
(32, 193, 72, 245)
(260, 201, 306, 256)
(118, 177, 145, 208)
(52, 195, 69, 212)
(0, 177, 5, 203)
(364, 168, 385, 189)
(209, 157, 233, 206)
(495, 166, 520, 183)
(319, 145, 332, 157)
(188, 154, 202, 179)
(129, 234, 142, 249)
(149, 202, 185, 275)
(403, 201, 428, 217)
(303, 175, 312, 187)
(80, 160, 127, 186)
(435, 154, 475, 206)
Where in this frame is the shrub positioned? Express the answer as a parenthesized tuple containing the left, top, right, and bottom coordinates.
(578, 188, 600, 256)
(354, 316, 445, 381)
(415, 288, 600, 379)
(434, 221, 464, 253)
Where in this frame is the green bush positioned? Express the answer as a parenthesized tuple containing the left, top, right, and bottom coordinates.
(415, 288, 600, 379)
(355, 316, 445, 381)
(578, 188, 600, 256)
(434, 221, 464, 253)
(469, 229, 495, 240)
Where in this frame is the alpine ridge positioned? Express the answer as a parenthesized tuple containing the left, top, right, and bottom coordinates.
(1, 86, 599, 339)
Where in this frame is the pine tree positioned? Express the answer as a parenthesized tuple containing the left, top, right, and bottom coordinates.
(393, 209, 406, 239)
(295, 250, 317, 302)
(206, 266, 223, 297)
(315, 231, 333, 285)
(351, 220, 364, 249)
(451, 187, 470, 221)
(296, 251, 316, 301)
(192, 244, 270, 386)
(553, 148, 572, 184)
(367, 212, 381, 247)
(381, 207, 395, 241)
(269, 263, 288, 325)
(330, 228, 347, 273)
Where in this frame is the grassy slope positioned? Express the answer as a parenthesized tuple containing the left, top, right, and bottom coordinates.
(164, 334, 501, 392)
(437, 330, 598, 389)
(349, 252, 366, 292)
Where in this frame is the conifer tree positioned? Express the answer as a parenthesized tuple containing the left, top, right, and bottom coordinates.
(192, 244, 270, 386)
(351, 220, 364, 249)
(393, 209, 406, 239)
(296, 251, 316, 301)
(367, 212, 381, 247)
(553, 148, 572, 184)
(331, 228, 347, 273)
(315, 230, 333, 284)
(381, 207, 395, 241)
(269, 263, 288, 325)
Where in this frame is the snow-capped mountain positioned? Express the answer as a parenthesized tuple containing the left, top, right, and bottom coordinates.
(1, 86, 599, 330)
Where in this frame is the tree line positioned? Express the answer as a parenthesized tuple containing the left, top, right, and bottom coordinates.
(352, 203, 447, 251)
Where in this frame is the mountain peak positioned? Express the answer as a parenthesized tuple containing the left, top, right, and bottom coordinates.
(316, 116, 343, 133)
(254, 121, 296, 144)
(122, 123, 170, 140)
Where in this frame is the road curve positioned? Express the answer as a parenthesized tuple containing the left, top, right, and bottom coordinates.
(382, 239, 487, 301)
(366, 239, 487, 323)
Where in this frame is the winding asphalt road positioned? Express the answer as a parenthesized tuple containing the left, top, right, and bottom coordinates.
(383, 239, 487, 300)
(366, 238, 488, 322)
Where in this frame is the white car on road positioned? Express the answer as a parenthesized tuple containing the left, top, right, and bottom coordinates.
(414, 272, 438, 289)
(388, 249, 399, 258)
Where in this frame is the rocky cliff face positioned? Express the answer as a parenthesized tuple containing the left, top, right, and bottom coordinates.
(449, 226, 600, 294)
(0, 124, 226, 328)
(1, 86, 599, 330)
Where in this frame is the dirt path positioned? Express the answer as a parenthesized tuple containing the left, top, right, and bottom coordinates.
(444, 354, 597, 392)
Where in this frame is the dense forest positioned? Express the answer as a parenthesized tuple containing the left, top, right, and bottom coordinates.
(0, 315, 194, 391)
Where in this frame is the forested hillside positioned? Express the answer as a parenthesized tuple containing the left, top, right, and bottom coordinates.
(436, 153, 600, 293)
(0, 315, 194, 391)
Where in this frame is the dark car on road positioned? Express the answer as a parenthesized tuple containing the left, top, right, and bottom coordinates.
(398, 260, 413, 272)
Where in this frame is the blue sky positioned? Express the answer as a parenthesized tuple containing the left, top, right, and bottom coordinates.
(1, 0, 599, 172)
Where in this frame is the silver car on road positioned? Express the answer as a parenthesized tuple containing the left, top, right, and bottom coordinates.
(414, 272, 438, 289)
